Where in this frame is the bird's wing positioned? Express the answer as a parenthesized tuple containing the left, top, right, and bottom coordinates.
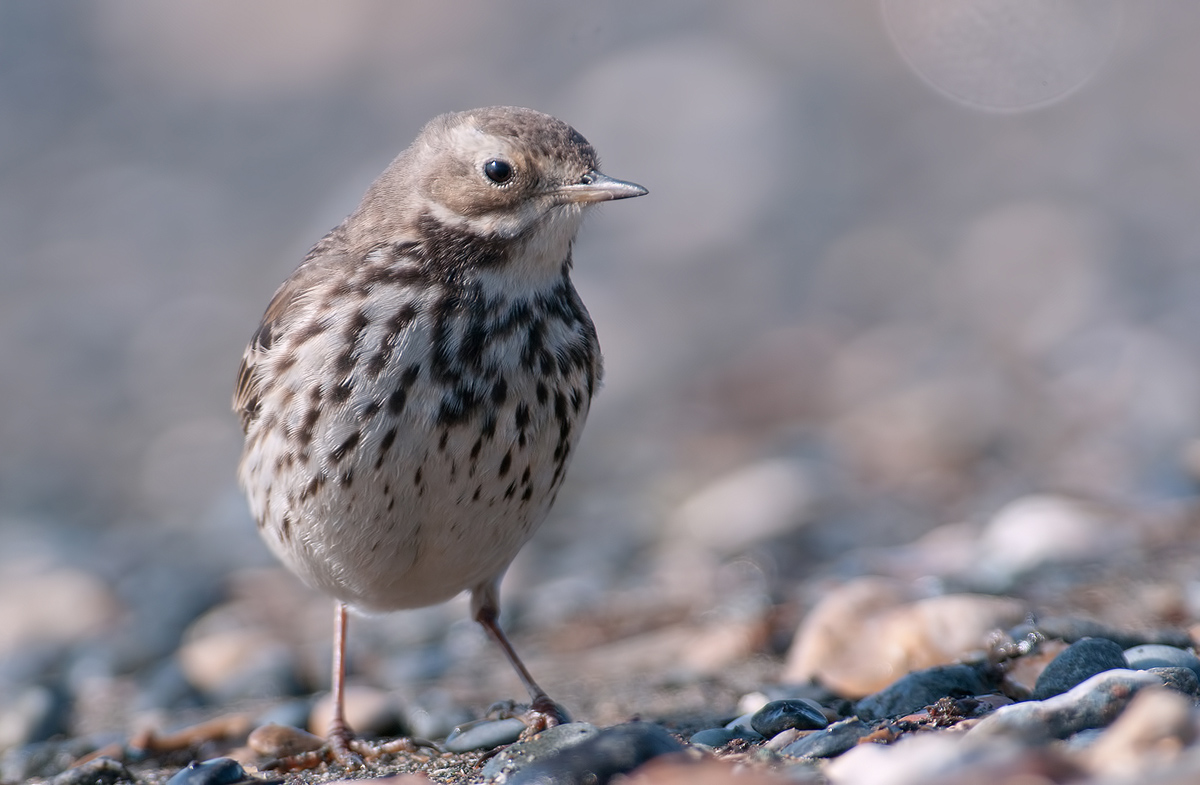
(234, 238, 348, 432)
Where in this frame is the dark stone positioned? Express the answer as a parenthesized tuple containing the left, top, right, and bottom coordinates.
(856, 663, 996, 721)
(750, 699, 828, 737)
(165, 758, 257, 785)
(1032, 637, 1128, 700)
(52, 757, 134, 785)
(507, 722, 683, 785)
(780, 718, 871, 759)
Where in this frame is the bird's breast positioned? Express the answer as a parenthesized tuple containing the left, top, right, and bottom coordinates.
(239, 271, 600, 610)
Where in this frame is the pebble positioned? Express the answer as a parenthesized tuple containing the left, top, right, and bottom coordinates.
(0, 737, 104, 782)
(823, 729, 1023, 785)
(309, 685, 402, 738)
(1032, 637, 1128, 700)
(246, 722, 324, 758)
(722, 711, 765, 740)
(399, 689, 475, 740)
(164, 758, 256, 785)
(0, 683, 70, 750)
(51, 757, 134, 785)
(1021, 617, 1193, 650)
(780, 717, 870, 759)
(856, 663, 996, 721)
(969, 669, 1166, 741)
(479, 722, 599, 783)
(1124, 644, 1200, 680)
(667, 458, 814, 556)
(504, 722, 683, 785)
(687, 728, 739, 749)
(443, 717, 526, 753)
(1145, 666, 1200, 698)
(783, 577, 1027, 696)
(978, 494, 1121, 584)
(177, 626, 298, 702)
(1084, 687, 1197, 777)
(621, 758, 796, 784)
(253, 699, 313, 733)
(750, 699, 827, 737)
(0, 568, 121, 656)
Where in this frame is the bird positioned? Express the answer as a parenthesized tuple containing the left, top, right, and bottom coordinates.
(233, 106, 646, 764)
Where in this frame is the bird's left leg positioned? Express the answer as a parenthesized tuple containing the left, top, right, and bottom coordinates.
(471, 580, 570, 732)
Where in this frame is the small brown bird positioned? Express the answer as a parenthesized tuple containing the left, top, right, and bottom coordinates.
(234, 106, 645, 762)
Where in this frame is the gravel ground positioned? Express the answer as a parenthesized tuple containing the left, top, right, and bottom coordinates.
(4, 3, 1200, 784)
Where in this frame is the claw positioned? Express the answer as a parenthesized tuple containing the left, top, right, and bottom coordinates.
(521, 695, 571, 735)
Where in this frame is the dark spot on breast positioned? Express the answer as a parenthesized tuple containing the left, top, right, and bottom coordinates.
(280, 512, 294, 541)
(503, 481, 516, 500)
(438, 430, 449, 451)
(330, 376, 354, 404)
(437, 385, 481, 426)
(330, 431, 360, 464)
(386, 363, 422, 415)
(514, 402, 530, 431)
(299, 474, 326, 502)
(536, 381, 548, 405)
(491, 377, 508, 406)
(499, 450, 512, 477)
(339, 468, 354, 487)
(521, 486, 533, 503)
(297, 407, 320, 447)
(472, 485, 482, 501)
(520, 466, 531, 486)
(522, 320, 545, 370)
(470, 437, 483, 461)
(554, 391, 569, 424)
(365, 303, 417, 378)
(414, 466, 423, 486)
(376, 427, 397, 469)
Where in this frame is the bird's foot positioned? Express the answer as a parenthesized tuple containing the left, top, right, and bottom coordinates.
(489, 696, 571, 738)
(258, 719, 422, 772)
(523, 695, 570, 734)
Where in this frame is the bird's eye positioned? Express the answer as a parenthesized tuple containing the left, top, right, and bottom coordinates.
(483, 159, 514, 185)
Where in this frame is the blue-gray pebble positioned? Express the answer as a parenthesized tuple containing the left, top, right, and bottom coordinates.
(444, 717, 526, 753)
(780, 718, 871, 759)
(480, 722, 599, 782)
(165, 758, 254, 785)
(1124, 644, 1200, 681)
(689, 725, 764, 749)
(750, 699, 828, 737)
(507, 722, 682, 785)
(1033, 637, 1127, 701)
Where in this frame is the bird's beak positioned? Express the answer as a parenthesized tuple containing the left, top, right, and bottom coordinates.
(554, 171, 648, 204)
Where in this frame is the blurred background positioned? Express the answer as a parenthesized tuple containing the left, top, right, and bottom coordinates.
(2, 0, 1200, 748)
